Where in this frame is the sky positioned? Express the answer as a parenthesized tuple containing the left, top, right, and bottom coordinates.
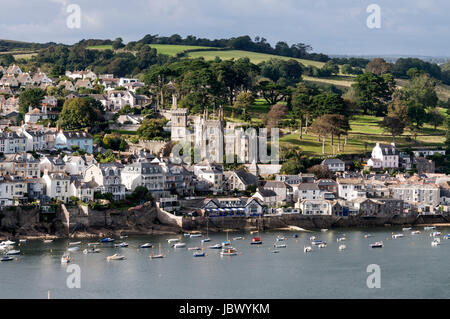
(0, 0, 449, 57)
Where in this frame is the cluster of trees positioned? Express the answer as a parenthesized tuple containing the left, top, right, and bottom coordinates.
(60, 97, 104, 130)
(134, 34, 329, 62)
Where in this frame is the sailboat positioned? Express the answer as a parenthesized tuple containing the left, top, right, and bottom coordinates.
(202, 218, 211, 243)
(222, 230, 231, 246)
(250, 216, 263, 245)
(150, 243, 165, 259)
(193, 242, 206, 257)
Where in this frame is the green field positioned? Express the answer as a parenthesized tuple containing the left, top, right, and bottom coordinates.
(280, 113, 446, 156)
(188, 50, 325, 67)
(87, 44, 214, 56)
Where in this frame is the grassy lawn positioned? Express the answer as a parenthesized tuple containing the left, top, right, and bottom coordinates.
(188, 50, 325, 67)
(87, 44, 214, 56)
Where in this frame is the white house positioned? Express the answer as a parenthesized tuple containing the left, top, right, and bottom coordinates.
(121, 161, 166, 197)
(83, 163, 125, 200)
(367, 143, 399, 169)
(321, 158, 345, 172)
(42, 170, 71, 203)
(337, 178, 366, 200)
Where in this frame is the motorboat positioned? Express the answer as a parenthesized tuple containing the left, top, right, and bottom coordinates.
(183, 233, 191, 237)
(392, 234, 404, 239)
(201, 238, 211, 243)
(167, 238, 179, 244)
(250, 237, 263, 245)
(311, 240, 326, 246)
(100, 238, 114, 243)
(272, 250, 280, 254)
(83, 248, 100, 254)
(150, 244, 165, 259)
(67, 246, 80, 252)
(173, 243, 186, 248)
(304, 246, 313, 253)
(402, 227, 412, 231)
(61, 255, 72, 263)
(193, 251, 206, 257)
(318, 243, 327, 248)
(139, 243, 153, 249)
(430, 232, 442, 237)
(120, 235, 128, 239)
(1, 240, 15, 246)
(309, 236, 316, 241)
(1, 256, 14, 262)
(293, 234, 299, 238)
(276, 236, 287, 242)
(336, 237, 346, 242)
(220, 247, 239, 256)
(424, 226, 436, 230)
(444, 234, 450, 240)
(209, 244, 222, 249)
(68, 241, 81, 246)
(222, 240, 231, 246)
(43, 239, 53, 243)
(19, 239, 27, 243)
(370, 241, 384, 248)
(114, 242, 129, 248)
(190, 233, 202, 238)
(274, 243, 287, 248)
(107, 254, 126, 261)
(339, 244, 347, 251)
(431, 238, 441, 246)
(411, 231, 421, 235)
(5, 250, 20, 255)
(188, 247, 202, 251)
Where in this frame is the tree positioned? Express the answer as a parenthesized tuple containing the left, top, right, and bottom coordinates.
(280, 157, 304, 175)
(137, 118, 169, 140)
(321, 60, 339, 76)
(233, 91, 254, 119)
(365, 58, 392, 75)
(60, 97, 98, 130)
(18, 88, 45, 114)
(258, 80, 290, 105)
(307, 165, 333, 179)
(266, 104, 287, 131)
(427, 108, 445, 130)
(380, 116, 405, 142)
(112, 37, 125, 50)
(352, 72, 395, 115)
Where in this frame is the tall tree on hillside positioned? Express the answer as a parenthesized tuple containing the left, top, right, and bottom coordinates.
(258, 80, 291, 105)
(18, 88, 45, 115)
(352, 72, 395, 115)
(380, 116, 405, 142)
(365, 58, 392, 75)
(144, 65, 175, 108)
(427, 108, 445, 130)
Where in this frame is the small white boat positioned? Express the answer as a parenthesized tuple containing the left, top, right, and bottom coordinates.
(120, 235, 128, 239)
(183, 233, 191, 237)
(115, 242, 129, 248)
(276, 236, 287, 242)
(68, 241, 81, 246)
(272, 250, 280, 254)
(5, 250, 20, 255)
(411, 231, 421, 235)
(402, 227, 412, 231)
(209, 244, 222, 249)
(43, 239, 53, 243)
(321, 229, 328, 232)
(304, 246, 313, 253)
(2, 240, 15, 246)
(67, 246, 80, 252)
(431, 239, 441, 246)
(190, 233, 202, 238)
(318, 243, 327, 248)
(201, 238, 211, 243)
(173, 243, 186, 248)
(339, 244, 347, 251)
(336, 237, 346, 242)
(370, 241, 384, 248)
(167, 238, 179, 243)
(107, 254, 126, 261)
(424, 226, 436, 230)
(274, 243, 287, 248)
(19, 239, 27, 243)
(309, 236, 316, 241)
(1, 256, 14, 262)
(392, 234, 404, 239)
(61, 255, 72, 263)
(430, 232, 442, 237)
(139, 243, 153, 249)
(188, 247, 202, 251)
(83, 248, 100, 254)
(220, 247, 239, 256)
(233, 237, 244, 241)
(150, 254, 165, 259)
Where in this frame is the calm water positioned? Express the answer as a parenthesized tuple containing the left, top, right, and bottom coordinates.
(1, 228, 450, 299)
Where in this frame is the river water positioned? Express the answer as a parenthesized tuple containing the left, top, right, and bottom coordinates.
(1, 227, 449, 299)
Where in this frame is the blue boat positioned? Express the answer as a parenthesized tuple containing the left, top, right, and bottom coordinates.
(201, 238, 211, 243)
(293, 234, 299, 238)
(193, 251, 206, 257)
(445, 234, 450, 239)
(222, 240, 231, 246)
(100, 238, 114, 243)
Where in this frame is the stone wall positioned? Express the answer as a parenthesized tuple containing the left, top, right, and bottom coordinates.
(127, 140, 168, 155)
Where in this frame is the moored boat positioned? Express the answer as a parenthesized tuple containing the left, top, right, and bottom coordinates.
(431, 238, 441, 246)
(274, 243, 287, 248)
(83, 248, 100, 254)
(1, 256, 14, 262)
(304, 246, 313, 253)
(430, 232, 442, 237)
(67, 246, 80, 252)
(411, 231, 421, 235)
(209, 244, 222, 249)
(250, 236, 263, 245)
(139, 243, 153, 249)
(232, 237, 244, 241)
(318, 243, 327, 248)
(220, 247, 239, 256)
(173, 242, 186, 248)
(339, 244, 346, 251)
(68, 241, 81, 246)
(114, 242, 129, 248)
(402, 227, 412, 231)
(5, 250, 20, 255)
(193, 251, 206, 257)
(370, 241, 384, 248)
(201, 238, 211, 243)
(392, 234, 404, 239)
(190, 233, 202, 238)
(61, 255, 72, 263)
(107, 254, 126, 260)
(43, 239, 53, 243)
(188, 247, 202, 251)
(424, 226, 436, 230)
(364, 234, 372, 238)
(336, 237, 346, 242)
(150, 244, 165, 259)
(311, 240, 326, 246)
(167, 238, 179, 244)
(100, 238, 114, 243)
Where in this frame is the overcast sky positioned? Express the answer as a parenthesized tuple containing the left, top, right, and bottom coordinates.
(0, 0, 449, 56)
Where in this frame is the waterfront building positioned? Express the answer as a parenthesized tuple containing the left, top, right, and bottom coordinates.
(83, 163, 126, 200)
(224, 169, 258, 192)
